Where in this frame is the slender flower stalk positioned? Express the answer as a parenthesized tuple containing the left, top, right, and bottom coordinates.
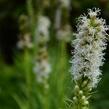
(71, 8, 108, 109)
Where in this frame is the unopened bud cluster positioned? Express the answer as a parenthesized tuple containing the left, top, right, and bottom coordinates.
(73, 85, 89, 108)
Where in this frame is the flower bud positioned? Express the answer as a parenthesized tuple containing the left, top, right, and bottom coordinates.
(73, 96, 77, 102)
(79, 90, 83, 96)
(84, 100, 89, 105)
(74, 85, 79, 91)
(82, 80, 88, 87)
(81, 96, 86, 101)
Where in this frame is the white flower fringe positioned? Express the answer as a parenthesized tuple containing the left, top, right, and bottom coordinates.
(71, 8, 109, 88)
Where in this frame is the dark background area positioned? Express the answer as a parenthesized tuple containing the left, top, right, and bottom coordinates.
(0, 0, 25, 64)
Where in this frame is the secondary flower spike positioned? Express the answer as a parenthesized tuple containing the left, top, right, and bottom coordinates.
(71, 8, 108, 88)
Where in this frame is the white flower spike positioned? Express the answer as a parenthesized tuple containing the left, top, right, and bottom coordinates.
(71, 8, 109, 88)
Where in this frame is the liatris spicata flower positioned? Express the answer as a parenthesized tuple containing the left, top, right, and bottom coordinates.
(17, 15, 33, 49)
(71, 8, 108, 108)
(33, 47, 51, 85)
(33, 15, 51, 87)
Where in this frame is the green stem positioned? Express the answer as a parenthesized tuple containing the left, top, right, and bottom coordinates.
(26, 0, 35, 32)
(24, 49, 32, 108)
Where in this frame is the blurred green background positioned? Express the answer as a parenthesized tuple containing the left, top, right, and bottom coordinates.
(0, 0, 109, 109)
